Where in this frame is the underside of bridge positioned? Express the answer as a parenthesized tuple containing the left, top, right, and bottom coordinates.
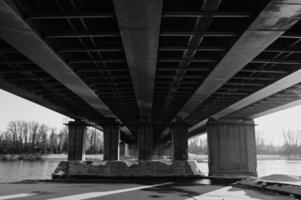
(1, 0, 301, 177)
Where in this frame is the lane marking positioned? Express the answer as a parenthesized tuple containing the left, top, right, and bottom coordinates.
(47, 182, 173, 200)
(185, 186, 281, 200)
(0, 193, 37, 200)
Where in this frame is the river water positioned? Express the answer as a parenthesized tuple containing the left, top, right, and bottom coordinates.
(0, 154, 300, 183)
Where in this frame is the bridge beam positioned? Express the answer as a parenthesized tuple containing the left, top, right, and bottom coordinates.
(0, 1, 132, 137)
(176, 0, 301, 121)
(113, 0, 162, 121)
(207, 118, 257, 177)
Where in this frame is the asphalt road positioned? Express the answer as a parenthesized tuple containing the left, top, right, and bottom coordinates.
(0, 180, 297, 200)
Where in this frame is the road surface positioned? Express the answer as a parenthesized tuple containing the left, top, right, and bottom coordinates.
(0, 180, 296, 200)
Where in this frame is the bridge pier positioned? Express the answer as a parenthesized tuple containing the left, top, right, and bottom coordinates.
(172, 120, 188, 160)
(127, 143, 138, 157)
(67, 120, 87, 161)
(207, 118, 257, 177)
(103, 121, 120, 161)
(54, 121, 201, 178)
(138, 124, 154, 160)
(119, 141, 125, 159)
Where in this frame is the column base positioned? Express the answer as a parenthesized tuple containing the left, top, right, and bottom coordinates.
(209, 170, 258, 178)
(52, 160, 203, 178)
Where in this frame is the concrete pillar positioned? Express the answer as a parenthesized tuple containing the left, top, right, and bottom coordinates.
(119, 142, 125, 159)
(154, 143, 164, 158)
(154, 142, 172, 159)
(207, 118, 257, 177)
(103, 121, 120, 160)
(67, 120, 87, 161)
(127, 144, 138, 157)
(172, 120, 188, 160)
(138, 124, 153, 160)
(163, 142, 172, 158)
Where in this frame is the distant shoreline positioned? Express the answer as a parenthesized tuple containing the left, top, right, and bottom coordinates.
(0, 154, 42, 161)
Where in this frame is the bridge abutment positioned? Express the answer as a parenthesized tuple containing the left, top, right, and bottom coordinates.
(207, 118, 257, 177)
(67, 120, 87, 161)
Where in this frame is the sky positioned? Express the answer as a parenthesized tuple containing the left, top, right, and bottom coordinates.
(0, 89, 70, 132)
(0, 89, 301, 145)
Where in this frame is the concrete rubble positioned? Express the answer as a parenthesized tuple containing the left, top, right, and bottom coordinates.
(53, 160, 203, 178)
(236, 174, 301, 198)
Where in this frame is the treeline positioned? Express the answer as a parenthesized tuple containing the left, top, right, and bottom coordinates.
(0, 120, 103, 154)
(256, 130, 301, 155)
(188, 136, 207, 155)
(189, 130, 301, 156)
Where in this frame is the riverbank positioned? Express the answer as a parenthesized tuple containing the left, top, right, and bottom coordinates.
(0, 154, 41, 161)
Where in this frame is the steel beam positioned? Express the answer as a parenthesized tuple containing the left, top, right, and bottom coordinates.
(159, 46, 226, 52)
(27, 13, 115, 20)
(46, 32, 119, 39)
(113, 0, 162, 121)
(160, 31, 237, 37)
(252, 99, 301, 118)
(27, 12, 252, 20)
(188, 0, 301, 134)
(212, 69, 301, 119)
(177, 0, 301, 121)
(59, 47, 122, 53)
(0, 1, 133, 137)
(163, 12, 252, 18)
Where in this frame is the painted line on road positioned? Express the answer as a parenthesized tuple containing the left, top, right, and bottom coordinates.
(47, 182, 173, 200)
(185, 186, 278, 200)
(0, 193, 37, 200)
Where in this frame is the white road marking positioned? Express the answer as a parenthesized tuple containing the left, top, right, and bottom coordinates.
(0, 193, 37, 200)
(47, 182, 173, 200)
(186, 186, 290, 200)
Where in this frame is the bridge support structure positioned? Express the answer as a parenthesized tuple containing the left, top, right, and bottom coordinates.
(127, 144, 138, 157)
(119, 141, 125, 159)
(172, 120, 188, 160)
(207, 118, 257, 177)
(138, 124, 154, 160)
(103, 120, 120, 161)
(54, 121, 201, 178)
(67, 120, 87, 161)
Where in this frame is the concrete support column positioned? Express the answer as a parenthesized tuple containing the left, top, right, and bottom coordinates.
(103, 121, 120, 160)
(163, 142, 172, 158)
(119, 142, 125, 159)
(154, 142, 172, 159)
(67, 120, 87, 161)
(138, 124, 153, 160)
(127, 144, 138, 157)
(172, 120, 188, 160)
(154, 143, 164, 158)
(207, 118, 257, 177)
